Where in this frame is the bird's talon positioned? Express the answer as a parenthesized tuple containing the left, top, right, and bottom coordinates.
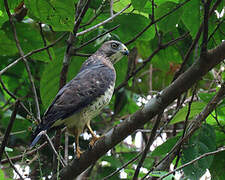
(89, 136, 102, 148)
(76, 148, 83, 159)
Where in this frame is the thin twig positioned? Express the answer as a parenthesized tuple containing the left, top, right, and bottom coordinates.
(110, 0, 114, 17)
(0, 135, 58, 165)
(125, 0, 191, 45)
(142, 82, 225, 180)
(64, 132, 69, 165)
(0, 77, 35, 122)
(44, 133, 66, 167)
(158, 147, 225, 180)
(173, 85, 197, 170)
(73, 24, 120, 52)
(201, 0, 212, 55)
(0, 32, 67, 76)
(4, 0, 41, 121)
(102, 152, 142, 180)
(5, 151, 24, 180)
(133, 113, 163, 180)
(80, 4, 104, 28)
(38, 23, 53, 61)
(76, 3, 131, 37)
(0, 101, 20, 162)
(211, 110, 225, 134)
(208, 18, 225, 43)
(115, 32, 189, 93)
(173, 0, 221, 81)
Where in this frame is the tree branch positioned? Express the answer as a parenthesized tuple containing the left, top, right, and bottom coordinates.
(4, 0, 41, 121)
(125, 0, 191, 45)
(0, 101, 20, 163)
(142, 75, 225, 179)
(5, 151, 24, 180)
(76, 3, 131, 37)
(0, 32, 67, 76)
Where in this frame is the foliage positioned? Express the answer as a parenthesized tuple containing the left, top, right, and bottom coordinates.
(0, 0, 224, 179)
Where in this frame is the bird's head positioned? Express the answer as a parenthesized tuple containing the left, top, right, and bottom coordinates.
(98, 40, 129, 64)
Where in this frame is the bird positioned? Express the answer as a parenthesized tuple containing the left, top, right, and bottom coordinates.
(30, 40, 129, 158)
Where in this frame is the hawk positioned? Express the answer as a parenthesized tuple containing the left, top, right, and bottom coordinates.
(30, 40, 129, 158)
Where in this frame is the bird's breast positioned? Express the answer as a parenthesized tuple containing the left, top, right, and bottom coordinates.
(83, 82, 115, 119)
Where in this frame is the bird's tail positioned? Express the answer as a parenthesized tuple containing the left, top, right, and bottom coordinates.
(29, 130, 46, 148)
(30, 123, 49, 149)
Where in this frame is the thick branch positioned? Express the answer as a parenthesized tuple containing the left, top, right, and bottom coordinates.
(52, 41, 225, 180)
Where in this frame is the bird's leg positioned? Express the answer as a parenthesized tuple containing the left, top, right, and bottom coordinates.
(86, 121, 101, 147)
(74, 129, 83, 159)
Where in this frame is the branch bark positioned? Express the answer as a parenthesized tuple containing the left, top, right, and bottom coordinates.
(51, 40, 225, 180)
(0, 101, 20, 163)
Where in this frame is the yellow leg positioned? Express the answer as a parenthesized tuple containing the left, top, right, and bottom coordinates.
(86, 121, 101, 147)
(74, 129, 83, 158)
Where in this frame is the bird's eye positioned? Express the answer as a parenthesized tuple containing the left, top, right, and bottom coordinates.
(111, 43, 119, 49)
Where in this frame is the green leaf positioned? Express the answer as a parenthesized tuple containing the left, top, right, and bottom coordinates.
(131, 0, 148, 10)
(24, 0, 75, 31)
(0, 169, 11, 180)
(2, 22, 55, 61)
(170, 102, 206, 125)
(149, 171, 174, 179)
(152, 135, 180, 157)
(198, 92, 215, 103)
(152, 45, 182, 71)
(101, 155, 122, 168)
(208, 14, 225, 49)
(113, 0, 133, 13)
(0, 30, 17, 56)
(155, 0, 180, 6)
(1, 110, 30, 141)
(209, 150, 225, 180)
(181, 124, 216, 180)
(155, 2, 183, 33)
(181, 0, 200, 37)
(104, 14, 155, 42)
(90, 0, 102, 9)
(0, 0, 21, 11)
(0, 11, 8, 27)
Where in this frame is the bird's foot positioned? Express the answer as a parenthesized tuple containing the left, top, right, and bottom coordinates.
(89, 135, 102, 148)
(76, 147, 83, 159)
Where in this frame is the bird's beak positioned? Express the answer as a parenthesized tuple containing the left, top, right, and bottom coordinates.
(121, 45, 129, 56)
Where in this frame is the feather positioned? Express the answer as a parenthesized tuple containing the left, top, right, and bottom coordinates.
(30, 130, 46, 148)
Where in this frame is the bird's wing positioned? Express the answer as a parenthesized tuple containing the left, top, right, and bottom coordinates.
(41, 63, 115, 130)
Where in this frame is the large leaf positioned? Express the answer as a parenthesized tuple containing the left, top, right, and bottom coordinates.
(155, 2, 183, 33)
(181, 124, 216, 180)
(24, 0, 75, 31)
(1, 110, 31, 141)
(0, 0, 21, 11)
(0, 11, 8, 27)
(209, 150, 225, 180)
(2, 21, 55, 61)
(0, 30, 17, 56)
(181, 0, 200, 37)
(131, 0, 148, 11)
(104, 14, 155, 42)
(113, 0, 133, 13)
(152, 135, 180, 157)
(170, 102, 206, 125)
